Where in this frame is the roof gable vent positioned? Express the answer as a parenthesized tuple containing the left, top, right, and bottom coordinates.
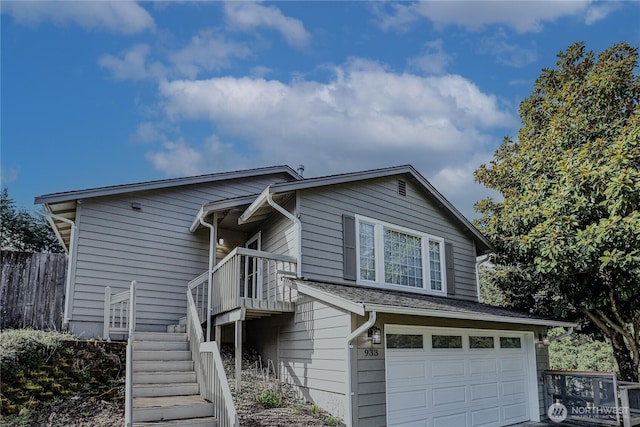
(398, 179, 407, 196)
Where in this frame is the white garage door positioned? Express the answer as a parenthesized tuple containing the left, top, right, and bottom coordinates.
(385, 326, 536, 427)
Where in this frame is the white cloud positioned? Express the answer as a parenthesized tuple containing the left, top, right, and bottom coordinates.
(99, 32, 251, 81)
(145, 140, 204, 176)
(1, 165, 20, 185)
(224, 2, 310, 48)
(408, 39, 453, 74)
(98, 44, 166, 81)
(145, 135, 250, 176)
(154, 61, 515, 217)
(3, 1, 154, 34)
(584, 2, 621, 25)
(478, 31, 538, 68)
(377, 1, 591, 33)
(168, 31, 252, 79)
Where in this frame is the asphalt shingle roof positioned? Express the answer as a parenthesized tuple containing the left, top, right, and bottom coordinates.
(296, 279, 569, 324)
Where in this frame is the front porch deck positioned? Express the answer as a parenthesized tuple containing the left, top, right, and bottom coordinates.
(188, 247, 297, 324)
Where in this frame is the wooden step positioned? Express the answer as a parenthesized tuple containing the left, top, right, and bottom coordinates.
(135, 350, 191, 361)
(135, 371, 197, 384)
(135, 332, 188, 342)
(133, 395, 214, 422)
(134, 360, 194, 372)
(133, 416, 217, 427)
(134, 340, 189, 351)
(133, 382, 199, 398)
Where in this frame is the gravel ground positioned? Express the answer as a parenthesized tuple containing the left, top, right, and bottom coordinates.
(221, 345, 346, 427)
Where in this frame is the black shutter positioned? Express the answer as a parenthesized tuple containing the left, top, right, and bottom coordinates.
(343, 214, 357, 281)
(445, 242, 455, 296)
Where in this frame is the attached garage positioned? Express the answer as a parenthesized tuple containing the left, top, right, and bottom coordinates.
(385, 325, 538, 427)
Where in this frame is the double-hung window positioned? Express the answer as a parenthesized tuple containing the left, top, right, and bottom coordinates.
(356, 215, 446, 294)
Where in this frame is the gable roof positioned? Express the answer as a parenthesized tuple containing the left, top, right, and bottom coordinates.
(35, 165, 301, 205)
(292, 279, 576, 328)
(35, 165, 302, 251)
(238, 165, 494, 254)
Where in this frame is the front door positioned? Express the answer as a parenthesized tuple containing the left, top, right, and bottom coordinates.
(244, 232, 261, 299)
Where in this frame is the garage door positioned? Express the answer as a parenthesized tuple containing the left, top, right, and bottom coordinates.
(385, 326, 535, 427)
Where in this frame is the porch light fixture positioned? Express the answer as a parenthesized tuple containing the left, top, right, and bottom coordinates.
(368, 326, 382, 345)
(538, 333, 550, 346)
(217, 236, 224, 245)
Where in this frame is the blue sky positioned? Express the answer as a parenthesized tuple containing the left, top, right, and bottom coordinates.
(2, 1, 639, 219)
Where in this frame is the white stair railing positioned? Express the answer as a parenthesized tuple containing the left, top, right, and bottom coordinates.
(187, 288, 238, 427)
(123, 281, 136, 427)
(103, 286, 132, 340)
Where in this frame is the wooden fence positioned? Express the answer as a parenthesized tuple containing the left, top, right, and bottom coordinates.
(0, 251, 67, 330)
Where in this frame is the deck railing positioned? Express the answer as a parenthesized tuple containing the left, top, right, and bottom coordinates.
(187, 287, 238, 427)
(103, 286, 132, 340)
(210, 247, 297, 316)
(544, 370, 640, 426)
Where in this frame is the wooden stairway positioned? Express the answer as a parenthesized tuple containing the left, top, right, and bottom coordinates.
(132, 332, 217, 427)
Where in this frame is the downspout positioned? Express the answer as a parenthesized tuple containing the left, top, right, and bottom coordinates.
(549, 327, 575, 342)
(199, 212, 217, 342)
(345, 310, 377, 427)
(266, 191, 302, 278)
(46, 210, 77, 330)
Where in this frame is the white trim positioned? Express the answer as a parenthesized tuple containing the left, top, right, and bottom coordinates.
(292, 282, 366, 316)
(383, 325, 540, 426)
(239, 187, 269, 224)
(354, 214, 447, 296)
(366, 303, 577, 327)
(245, 231, 262, 298)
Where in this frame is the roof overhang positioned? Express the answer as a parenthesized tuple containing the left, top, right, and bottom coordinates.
(42, 201, 77, 252)
(291, 280, 577, 329)
(238, 187, 294, 225)
(190, 195, 258, 232)
(363, 303, 577, 328)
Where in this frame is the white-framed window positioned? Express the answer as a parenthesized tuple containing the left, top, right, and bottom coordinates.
(355, 215, 446, 294)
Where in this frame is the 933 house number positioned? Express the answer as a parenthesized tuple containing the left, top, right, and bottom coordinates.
(363, 349, 379, 357)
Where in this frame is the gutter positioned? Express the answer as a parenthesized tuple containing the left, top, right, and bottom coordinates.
(345, 311, 376, 427)
(45, 208, 77, 328)
(364, 304, 577, 328)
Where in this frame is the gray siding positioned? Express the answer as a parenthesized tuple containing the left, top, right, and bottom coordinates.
(536, 339, 550, 419)
(259, 198, 297, 299)
(247, 295, 350, 419)
(69, 174, 290, 337)
(298, 176, 478, 300)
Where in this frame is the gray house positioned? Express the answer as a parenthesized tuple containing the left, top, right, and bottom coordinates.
(36, 165, 574, 427)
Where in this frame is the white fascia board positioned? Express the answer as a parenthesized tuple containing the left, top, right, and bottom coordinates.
(293, 282, 366, 316)
(238, 186, 270, 224)
(364, 303, 577, 328)
(189, 207, 206, 233)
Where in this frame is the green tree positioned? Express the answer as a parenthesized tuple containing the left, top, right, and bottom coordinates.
(474, 42, 640, 381)
(1, 188, 63, 253)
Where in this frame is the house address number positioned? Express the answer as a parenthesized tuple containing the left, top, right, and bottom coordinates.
(359, 348, 382, 358)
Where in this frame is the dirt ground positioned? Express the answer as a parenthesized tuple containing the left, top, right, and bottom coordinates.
(1, 347, 344, 427)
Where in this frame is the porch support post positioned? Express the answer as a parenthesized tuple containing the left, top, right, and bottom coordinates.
(215, 325, 222, 349)
(235, 319, 242, 391)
